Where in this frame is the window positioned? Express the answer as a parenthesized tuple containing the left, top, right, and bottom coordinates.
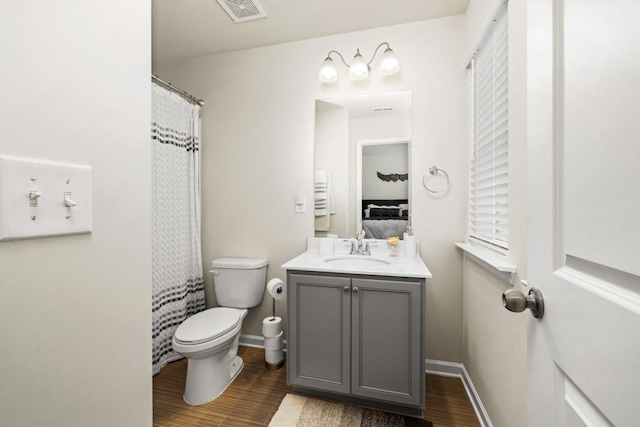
(469, 5, 509, 252)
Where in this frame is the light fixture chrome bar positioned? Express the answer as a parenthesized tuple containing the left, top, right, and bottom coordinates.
(325, 50, 351, 68)
(152, 74, 204, 107)
(366, 42, 390, 66)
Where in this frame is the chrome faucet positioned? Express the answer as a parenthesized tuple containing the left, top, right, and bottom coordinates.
(350, 230, 370, 255)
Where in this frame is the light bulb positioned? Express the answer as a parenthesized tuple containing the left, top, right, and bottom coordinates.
(318, 57, 338, 83)
(349, 50, 370, 80)
(379, 47, 400, 76)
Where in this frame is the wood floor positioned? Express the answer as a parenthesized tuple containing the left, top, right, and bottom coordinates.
(153, 347, 480, 427)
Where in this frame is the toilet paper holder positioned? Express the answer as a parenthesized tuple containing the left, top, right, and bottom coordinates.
(264, 278, 286, 370)
(266, 278, 285, 320)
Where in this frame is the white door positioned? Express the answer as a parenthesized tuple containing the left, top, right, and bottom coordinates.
(527, 0, 640, 426)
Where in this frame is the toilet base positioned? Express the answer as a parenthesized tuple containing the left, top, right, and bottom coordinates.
(183, 354, 244, 406)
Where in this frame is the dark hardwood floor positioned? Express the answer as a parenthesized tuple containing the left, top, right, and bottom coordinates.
(153, 346, 481, 427)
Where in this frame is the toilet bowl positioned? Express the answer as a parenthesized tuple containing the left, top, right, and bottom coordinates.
(172, 307, 247, 405)
(172, 257, 268, 405)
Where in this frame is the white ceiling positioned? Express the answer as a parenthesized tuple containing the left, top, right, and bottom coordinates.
(152, 0, 470, 65)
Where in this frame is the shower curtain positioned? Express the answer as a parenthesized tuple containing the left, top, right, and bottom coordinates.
(151, 83, 205, 375)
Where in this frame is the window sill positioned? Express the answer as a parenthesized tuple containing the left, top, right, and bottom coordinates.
(455, 242, 516, 284)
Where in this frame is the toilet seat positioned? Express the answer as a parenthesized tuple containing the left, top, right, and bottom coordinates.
(174, 307, 241, 345)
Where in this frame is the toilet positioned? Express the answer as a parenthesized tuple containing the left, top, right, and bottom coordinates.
(172, 257, 268, 405)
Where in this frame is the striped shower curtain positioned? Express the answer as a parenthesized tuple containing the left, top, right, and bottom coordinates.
(151, 83, 205, 375)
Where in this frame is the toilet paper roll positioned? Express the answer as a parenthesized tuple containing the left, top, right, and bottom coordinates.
(262, 316, 282, 338)
(265, 348, 284, 364)
(264, 331, 283, 350)
(267, 278, 286, 301)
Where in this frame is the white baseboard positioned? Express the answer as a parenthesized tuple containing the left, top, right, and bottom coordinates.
(239, 334, 287, 352)
(425, 359, 493, 427)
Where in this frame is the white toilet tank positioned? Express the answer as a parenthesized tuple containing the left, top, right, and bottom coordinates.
(211, 258, 268, 308)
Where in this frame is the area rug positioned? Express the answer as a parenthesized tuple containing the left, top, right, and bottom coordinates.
(268, 394, 432, 427)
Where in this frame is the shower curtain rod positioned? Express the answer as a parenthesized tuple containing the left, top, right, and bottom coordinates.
(152, 74, 204, 107)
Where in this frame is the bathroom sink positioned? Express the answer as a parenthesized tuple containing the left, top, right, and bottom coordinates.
(322, 255, 391, 269)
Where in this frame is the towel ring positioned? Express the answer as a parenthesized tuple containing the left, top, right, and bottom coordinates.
(422, 166, 450, 194)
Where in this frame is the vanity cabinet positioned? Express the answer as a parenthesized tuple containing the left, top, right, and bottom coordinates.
(286, 272, 424, 409)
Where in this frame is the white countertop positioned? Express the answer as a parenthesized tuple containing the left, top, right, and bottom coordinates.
(281, 238, 432, 279)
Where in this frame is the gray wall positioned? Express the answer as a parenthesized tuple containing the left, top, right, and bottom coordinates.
(155, 14, 469, 363)
(0, 1, 152, 426)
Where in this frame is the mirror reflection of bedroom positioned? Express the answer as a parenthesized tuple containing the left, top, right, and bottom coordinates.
(359, 140, 409, 239)
(314, 90, 412, 239)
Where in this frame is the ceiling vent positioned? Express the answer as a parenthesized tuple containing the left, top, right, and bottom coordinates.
(372, 107, 394, 113)
(216, 0, 267, 23)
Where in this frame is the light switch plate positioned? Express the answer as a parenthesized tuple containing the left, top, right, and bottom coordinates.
(0, 155, 92, 241)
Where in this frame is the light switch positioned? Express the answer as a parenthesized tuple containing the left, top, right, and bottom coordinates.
(295, 192, 306, 213)
(0, 155, 92, 241)
(28, 190, 43, 207)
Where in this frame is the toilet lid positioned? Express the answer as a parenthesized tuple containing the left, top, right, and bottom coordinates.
(174, 307, 241, 345)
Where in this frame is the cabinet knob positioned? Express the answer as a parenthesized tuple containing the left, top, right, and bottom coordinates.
(343, 286, 350, 292)
(352, 287, 359, 293)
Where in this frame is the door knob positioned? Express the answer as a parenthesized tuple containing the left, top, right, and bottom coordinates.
(502, 287, 544, 319)
(343, 286, 350, 292)
(352, 287, 359, 293)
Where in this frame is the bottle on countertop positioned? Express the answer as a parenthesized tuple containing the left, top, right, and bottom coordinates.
(404, 226, 417, 258)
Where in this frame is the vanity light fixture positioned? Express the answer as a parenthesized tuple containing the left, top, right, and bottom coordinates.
(318, 42, 400, 83)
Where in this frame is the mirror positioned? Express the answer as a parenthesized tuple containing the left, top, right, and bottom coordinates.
(314, 91, 412, 239)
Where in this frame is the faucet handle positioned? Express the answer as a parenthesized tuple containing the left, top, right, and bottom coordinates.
(362, 241, 371, 255)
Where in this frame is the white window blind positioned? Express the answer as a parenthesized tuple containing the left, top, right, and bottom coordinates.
(469, 5, 509, 251)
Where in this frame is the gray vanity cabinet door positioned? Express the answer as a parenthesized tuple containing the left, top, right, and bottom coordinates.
(350, 278, 422, 407)
(288, 273, 351, 394)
